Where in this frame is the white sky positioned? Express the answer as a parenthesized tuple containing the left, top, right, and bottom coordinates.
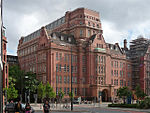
(3, 0, 150, 55)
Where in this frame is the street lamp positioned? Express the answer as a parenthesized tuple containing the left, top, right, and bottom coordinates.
(25, 76, 30, 103)
(71, 47, 73, 111)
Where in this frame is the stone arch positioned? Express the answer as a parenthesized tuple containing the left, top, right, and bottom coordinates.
(102, 89, 108, 102)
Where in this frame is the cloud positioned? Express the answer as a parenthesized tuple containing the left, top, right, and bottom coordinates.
(3, 0, 150, 55)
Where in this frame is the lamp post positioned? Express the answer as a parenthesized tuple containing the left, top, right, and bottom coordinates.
(71, 47, 73, 111)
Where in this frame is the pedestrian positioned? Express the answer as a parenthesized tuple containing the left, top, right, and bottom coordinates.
(43, 100, 50, 113)
(15, 100, 23, 113)
(25, 103, 31, 113)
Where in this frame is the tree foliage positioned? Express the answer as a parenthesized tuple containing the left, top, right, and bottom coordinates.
(9, 65, 24, 93)
(9, 65, 39, 96)
(45, 82, 53, 98)
(4, 83, 18, 101)
(117, 87, 132, 104)
(24, 72, 39, 93)
(135, 84, 146, 100)
(37, 82, 45, 101)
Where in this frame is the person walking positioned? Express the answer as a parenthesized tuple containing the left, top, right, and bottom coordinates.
(15, 100, 23, 113)
(25, 103, 31, 113)
(43, 100, 50, 113)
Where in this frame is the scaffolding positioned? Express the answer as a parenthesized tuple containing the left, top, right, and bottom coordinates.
(129, 37, 150, 90)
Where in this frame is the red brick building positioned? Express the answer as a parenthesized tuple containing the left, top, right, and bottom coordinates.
(17, 8, 132, 101)
(2, 28, 8, 89)
(2, 28, 8, 105)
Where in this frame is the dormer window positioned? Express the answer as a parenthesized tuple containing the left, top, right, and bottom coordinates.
(114, 45, 116, 50)
(61, 36, 64, 41)
(53, 33, 56, 39)
(88, 22, 90, 26)
(68, 38, 71, 42)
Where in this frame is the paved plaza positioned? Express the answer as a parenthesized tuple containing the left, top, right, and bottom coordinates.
(30, 102, 150, 113)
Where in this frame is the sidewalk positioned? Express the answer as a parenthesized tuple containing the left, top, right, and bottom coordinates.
(30, 103, 90, 112)
(30, 102, 150, 112)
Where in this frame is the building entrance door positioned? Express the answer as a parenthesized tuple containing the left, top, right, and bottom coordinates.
(102, 89, 108, 102)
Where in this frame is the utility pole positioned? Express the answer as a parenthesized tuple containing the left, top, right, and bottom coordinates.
(0, 0, 3, 112)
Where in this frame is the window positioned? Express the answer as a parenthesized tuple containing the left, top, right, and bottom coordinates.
(68, 38, 71, 42)
(114, 70, 116, 76)
(111, 79, 113, 85)
(56, 52, 58, 60)
(56, 64, 58, 72)
(111, 70, 113, 76)
(97, 24, 99, 28)
(116, 70, 118, 76)
(59, 53, 62, 60)
(67, 65, 69, 72)
(120, 80, 123, 86)
(67, 76, 70, 84)
(101, 66, 103, 73)
(98, 56, 100, 63)
(64, 76, 66, 83)
(59, 76, 62, 83)
(64, 64, 66, 72)
(128, 81, 130, 86)
(59, 64, 61, 72)
(64, 54, 67, 62)
(116, 80, 118, 85)
(80, 29, 83, 36)
(67, 87, 70, 94)
(64, 87, 66, 95)
(88, 30, 91, 37)
(82, 55, 85, 63)
(101, 56, 103, 63)
(111, 61, 113, 67)
(61, 36, 64, 40)
(93, 23, 95, 27)
(56, 75, 58, 83)
(75, 88, 77, 96)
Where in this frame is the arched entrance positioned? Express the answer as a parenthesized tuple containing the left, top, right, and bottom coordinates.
(102, 89, 108, 102)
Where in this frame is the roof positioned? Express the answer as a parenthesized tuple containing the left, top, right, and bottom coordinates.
(49, 32, 77, 45)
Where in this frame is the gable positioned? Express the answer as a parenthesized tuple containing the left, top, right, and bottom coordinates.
(90, 33, 107, 49)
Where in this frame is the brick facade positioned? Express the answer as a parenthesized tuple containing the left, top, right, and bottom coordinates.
(17, 8, 132, 101)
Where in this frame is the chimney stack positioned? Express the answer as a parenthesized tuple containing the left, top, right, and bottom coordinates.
(124, 39, 127, 49)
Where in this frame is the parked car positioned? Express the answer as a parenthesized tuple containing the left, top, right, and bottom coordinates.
(5, 103, 35, 113)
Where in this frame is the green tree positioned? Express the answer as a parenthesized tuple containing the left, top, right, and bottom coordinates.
(45, 82, 53, 99)
(37, 82, 45, 102)
(24, 72, 39, 93)
(117, 87, 132, 104)
(135, 84, 146, 102)
(4, 83, 18, 101)
(9, 65, 24, 94)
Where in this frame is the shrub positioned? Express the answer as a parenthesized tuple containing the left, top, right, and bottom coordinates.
(108, 104, 137, 108)
(137, 97, 150, 109)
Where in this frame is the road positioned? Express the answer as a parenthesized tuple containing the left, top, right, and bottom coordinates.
(36, 107, 147, 113)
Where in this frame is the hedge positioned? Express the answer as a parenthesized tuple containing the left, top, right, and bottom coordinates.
(108, 104, 137, 108)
